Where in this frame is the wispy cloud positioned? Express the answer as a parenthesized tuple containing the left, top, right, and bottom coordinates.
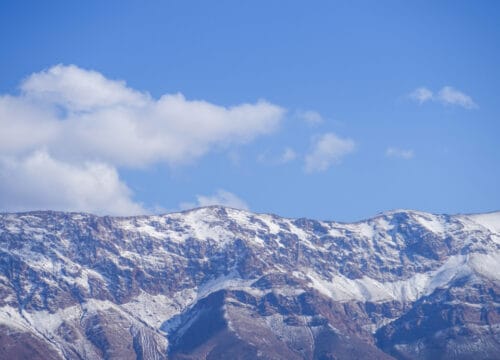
(280, 147, 297, 163)
(437, 86, 477, 109)
(296, 110, 324, 125)
(386, 147, 415, 160)
(408, 86, 477, 109)
(304, 133, 355, 173)
(179, 189, 249, 210)
(257, 147, 297, 165)
(409, 87, 433, 104)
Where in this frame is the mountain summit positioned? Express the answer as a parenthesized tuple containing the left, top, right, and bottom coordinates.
(0, 207, 499, 359)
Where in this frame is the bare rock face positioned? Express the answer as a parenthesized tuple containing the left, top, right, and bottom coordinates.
(0, 207, 498, 359)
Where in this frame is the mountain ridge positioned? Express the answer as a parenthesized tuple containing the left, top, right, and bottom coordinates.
(3, 205, 499, 223)
(0, 207, 499, 359)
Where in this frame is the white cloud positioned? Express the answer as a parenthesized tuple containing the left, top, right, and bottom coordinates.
(437, 86, 477, 109)
(409, 87, 433, 104)
(297, 110, 324, 125)
(386, 147, 415, 160)
(1, 64, 285, 167)
(21, 64, 148, 112)
(0, 151, 145, 215)
(0, 64, 285, 215)
(180, 189, 249, 210)
(408, 86, 477, 109)
(304, 133, 355, 173)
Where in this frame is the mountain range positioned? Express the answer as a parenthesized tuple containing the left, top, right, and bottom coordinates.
(0, 207, 499, 359)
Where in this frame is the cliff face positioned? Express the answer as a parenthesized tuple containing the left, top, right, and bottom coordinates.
(0, 207, 499, 359)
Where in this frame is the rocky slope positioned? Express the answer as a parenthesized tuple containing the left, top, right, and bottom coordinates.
(0, 207, 499, 359)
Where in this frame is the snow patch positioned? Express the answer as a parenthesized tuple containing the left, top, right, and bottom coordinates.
(196, 271, 259, 300)
(306, 254, 473, 303)
(469, 212, 500, 234)
(122, 291, 185, 329)
(414, 213, 445, 234)
(0, 306, 31, 331)
(468, 251, 500, 281)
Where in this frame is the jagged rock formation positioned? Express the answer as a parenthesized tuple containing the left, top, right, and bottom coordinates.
(0, 207, 499, 359)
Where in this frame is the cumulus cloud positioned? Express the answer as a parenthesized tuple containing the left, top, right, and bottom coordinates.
(2, 65, 285, 166)
(297, 110, 324, 125)
(0, 151, 145, 215)
(179, 189, 249, 210)
(21, 64, 148, 111)
(408, 86, 477, 109)
(0, 64, 285, 214)
(304, 133, 355, 173)
(386, 147, 415, 160)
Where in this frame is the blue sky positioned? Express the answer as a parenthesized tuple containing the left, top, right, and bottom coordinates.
(0, 1, 499, 221)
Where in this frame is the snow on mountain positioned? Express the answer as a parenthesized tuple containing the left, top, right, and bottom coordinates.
(0, 207, 498, 359)
(468, 211, 500, 235)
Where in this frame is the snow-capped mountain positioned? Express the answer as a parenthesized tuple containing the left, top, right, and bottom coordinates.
(0, 207, 499, 359)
